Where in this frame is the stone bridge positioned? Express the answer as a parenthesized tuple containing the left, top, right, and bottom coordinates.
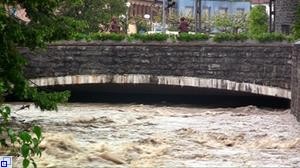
(21, 42, 292, 99)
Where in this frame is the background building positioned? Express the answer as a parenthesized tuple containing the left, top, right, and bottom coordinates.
(127, 0, 163, 33)
(128, 0, 162, 19)
(274, 0, 299, 34)
(128, 0, 299, 34)
(176, 0, 251, 17)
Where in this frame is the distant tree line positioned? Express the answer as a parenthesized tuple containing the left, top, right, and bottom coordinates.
(60, 0, 127, 33)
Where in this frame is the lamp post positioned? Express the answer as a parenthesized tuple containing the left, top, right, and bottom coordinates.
(144, 14, 151, 32)
(269, 0, 275, 32)
(195, 0, 201, 32)
(151, 4, 154, 31)
(162, 0, 166, 33)
(126, 2, 131, 34)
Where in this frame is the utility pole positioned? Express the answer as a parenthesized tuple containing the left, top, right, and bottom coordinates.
(269, 0, 275, 32)
(162, 0, 166, 33)
(195, 0, 201, 32)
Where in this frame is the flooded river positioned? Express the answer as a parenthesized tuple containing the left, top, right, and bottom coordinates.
(8, 103, 300, 167)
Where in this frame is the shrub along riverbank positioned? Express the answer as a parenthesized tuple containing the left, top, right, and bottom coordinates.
(69, 32, 295, 43)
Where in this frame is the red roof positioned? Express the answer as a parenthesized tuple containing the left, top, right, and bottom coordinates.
(250, 0, 269, 4)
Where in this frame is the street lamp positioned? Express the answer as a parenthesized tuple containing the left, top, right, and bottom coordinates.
(125, 2, 131, 34)
(144, 14, 151, 32)
(144, 14, 150, 19)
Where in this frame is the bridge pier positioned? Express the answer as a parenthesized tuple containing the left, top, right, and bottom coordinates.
(292, 43, 300, 121)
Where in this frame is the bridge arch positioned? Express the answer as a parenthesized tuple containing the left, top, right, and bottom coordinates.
(30, 74, 291, 99)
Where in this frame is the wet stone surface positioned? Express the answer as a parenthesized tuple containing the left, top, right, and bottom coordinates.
(8, 103, 300, 167)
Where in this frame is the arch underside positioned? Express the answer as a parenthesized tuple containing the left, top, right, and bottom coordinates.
(29, 74, 291, 99)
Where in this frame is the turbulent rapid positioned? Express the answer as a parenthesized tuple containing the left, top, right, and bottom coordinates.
(8, 103, 300, 167)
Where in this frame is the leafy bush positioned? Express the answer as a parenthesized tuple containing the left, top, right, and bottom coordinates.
(0, 84, 43, 168)
(213, 12, 248, 34)
(134, 16, 151, 33)
(89, 33, 126, 41)
(252, 33, 286, 42)
(213, 33, 248, 42)
(130, 33, 169, 42)
(177, 33, 209, 42)
(69, 32, 292, 43)
(286, 35, 296, 43)
(169, 35, 177, 43)
(293, 4, 300, 39)
(248, 5, 268, 36)
(71, 33, 87, 41)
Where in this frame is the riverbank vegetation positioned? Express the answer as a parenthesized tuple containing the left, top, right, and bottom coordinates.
(0, 0, 86, 167)
(68, 32, 293, 43)
(293, 4, 300, 39)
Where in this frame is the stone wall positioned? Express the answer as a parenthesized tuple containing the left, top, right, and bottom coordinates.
(21, 42, 292, 91)
(292, 43, 300, 121)
(275, 0, 299, 34)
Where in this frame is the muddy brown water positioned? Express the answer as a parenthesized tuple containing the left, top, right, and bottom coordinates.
(7, 103, 300, 167)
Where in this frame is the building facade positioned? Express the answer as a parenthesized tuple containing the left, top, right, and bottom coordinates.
(274, 0, 299, 34)
(176, 0, 251, 17)
(128, 0, 162, 19)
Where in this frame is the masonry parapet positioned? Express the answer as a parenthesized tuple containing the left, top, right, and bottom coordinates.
(21, 42, 292, 99)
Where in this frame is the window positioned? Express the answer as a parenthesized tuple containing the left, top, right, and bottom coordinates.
(236, 8, 245, 14)
(281, 25, 290, 35)
(203, 6, 211, 17)
(219, 7, 228, 15)
(184, 6, 194, 16)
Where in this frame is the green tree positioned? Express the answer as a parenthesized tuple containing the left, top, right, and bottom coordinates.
(0, 0, 84, 167)
(247, 5, 268, 36)
(134, 16, 151, 33)
(167, 11, 194, 32)
(293, 4, 300, 39)
(213, 12, 248, 34)
(231, 12, 248, 34)
(202, 13, 213, 33)
(61, 0, 127, 33)
(214, 13, 232, 33)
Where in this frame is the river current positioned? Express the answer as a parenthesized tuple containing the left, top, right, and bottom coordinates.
(8, 103, 300, 167)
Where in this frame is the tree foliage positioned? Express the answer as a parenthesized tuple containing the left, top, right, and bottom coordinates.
(166, 11, 247, 34)
(61, 0, 127, 33)
(293, 4, 300, 39)
(167, 11, 194, 32)
(0, 0, 85, 167)
(134, 16, 151, 33)
(213, 12, 248, 34)
(247, 5, 268, 36)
